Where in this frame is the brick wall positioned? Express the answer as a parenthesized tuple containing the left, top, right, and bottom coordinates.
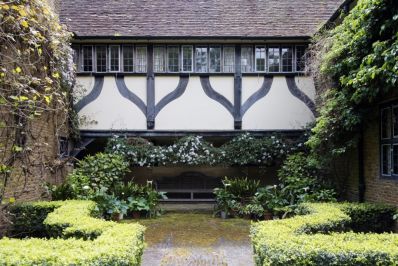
(361, 105, 398, 206)
(341, 95, 398, 206)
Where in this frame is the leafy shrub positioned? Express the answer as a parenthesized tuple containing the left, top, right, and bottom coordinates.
(46, 183, 76, 200)
(341, 203, 396, 233)
(106, 133, 303, 167)
(251, 202, 398, 265)
(8, 201, 63, 238)
(68, 153, 130, 197)
(1, 200, 145, 265)
(277, 153, 336, 206)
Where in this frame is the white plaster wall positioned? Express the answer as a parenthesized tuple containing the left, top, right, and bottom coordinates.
(295, 76, 316, 101)
(155, 76, 234, 130)
(242, 76, 315, 130)
(155, 76, 181, 105)
(124, 76, 147, 103)
(74, 76, 95, 103)
(77, 76, 146, 130)
(209, 76, 234, 104)
(242, 76, 265, 103)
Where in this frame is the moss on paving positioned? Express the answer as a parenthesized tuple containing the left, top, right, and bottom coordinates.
(124, 213, 250, 248)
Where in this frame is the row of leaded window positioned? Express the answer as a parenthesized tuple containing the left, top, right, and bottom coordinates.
(380, 105, 398, 177)
(73, 45, 307, 74)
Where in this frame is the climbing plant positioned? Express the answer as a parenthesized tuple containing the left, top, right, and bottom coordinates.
(0, 0, 75, 201)
(307, 0, 398, 162)
(106, 133, 305, 167)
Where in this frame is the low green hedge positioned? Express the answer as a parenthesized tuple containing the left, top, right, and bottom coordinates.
(251, 203, 398, 265)
(0, 200, 145, 265)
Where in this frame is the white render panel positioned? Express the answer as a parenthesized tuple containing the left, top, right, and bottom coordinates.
(295, 76, 316, 101)
(156, 76, 234, 130)
(209, 76, 234, 104)
(155, 76, 181, 105)
(124, 76, 147, 103)
(242, 76, 265, 103)
(77, 76, 146, 130)
(74, 76, 95, 102)
(242, 76, 315, 130)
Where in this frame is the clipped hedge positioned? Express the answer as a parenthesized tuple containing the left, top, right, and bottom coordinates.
(251, 203, 398, 265)
(0, 200, 145, 265)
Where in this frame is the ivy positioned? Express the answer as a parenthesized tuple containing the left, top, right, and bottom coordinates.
(0, 0, 75, 201)
(307, 0, 398, 160)
(106, 133, 305, 167)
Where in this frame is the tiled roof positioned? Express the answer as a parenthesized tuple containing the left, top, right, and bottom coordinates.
(59, 0, 345, 38)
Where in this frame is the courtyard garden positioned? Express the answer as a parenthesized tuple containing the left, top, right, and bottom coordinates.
(1, 0, 398, 265)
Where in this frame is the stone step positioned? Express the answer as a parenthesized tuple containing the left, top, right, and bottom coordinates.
(160, 203, 215, 213)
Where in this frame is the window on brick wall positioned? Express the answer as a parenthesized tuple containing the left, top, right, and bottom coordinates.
(380, 104, 398, 177)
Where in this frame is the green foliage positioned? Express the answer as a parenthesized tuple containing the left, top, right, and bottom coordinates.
(277, 153, 337, 207)
(0, 0, 76, 201)
(68, 153, 130, 197)
(1, 200, 145, 265)
(251, 202, 398, 265)
(8, 201, 63, 238)
(308, 0, 398, 159)
(46, 183, 76, 200)
(341, 203, 396, 233)
(106, 133, 303, 167)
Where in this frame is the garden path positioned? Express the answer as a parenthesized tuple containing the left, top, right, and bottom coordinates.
(126, 212, 254, 266)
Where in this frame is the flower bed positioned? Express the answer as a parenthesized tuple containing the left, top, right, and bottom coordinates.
(0, 200, 145, 265)
(251, 202, 397, 265)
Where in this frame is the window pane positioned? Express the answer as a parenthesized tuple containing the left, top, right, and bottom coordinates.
(282, 47, 293, 72)
(296, 45, 306, 72)
(154, 46, 166, 72)
(381, 108, 392, 139)
(182, 46, 193, 72)
(72, 45, 80, 72)
(241, 46, 253, 72)
(195, 47, 208, 72)
(167, 46, 179, 72)
(109, 46, 120, 72)
(82, 46, 93, 72)
(135, 46, 147, 73)
(209, 46, 221, 73)
(268, 47, 280, 72)
(255, 46, 266, 72)
(96, 46, 107, 72)
(382, 144, 392, 175)
(393, 145, 398, 175)
(393, 106, 398, 138)
(223, 46, 234, 73)
(123, 45, 134, 72)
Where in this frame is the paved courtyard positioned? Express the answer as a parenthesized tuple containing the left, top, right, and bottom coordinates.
(127, 212, 254, 266)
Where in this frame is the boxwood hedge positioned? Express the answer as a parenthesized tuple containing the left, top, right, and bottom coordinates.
(0, 200, 145, 265)
(251, 203, 398, 266)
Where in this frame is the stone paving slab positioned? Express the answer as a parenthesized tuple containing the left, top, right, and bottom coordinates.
(125, 213, 254, 266)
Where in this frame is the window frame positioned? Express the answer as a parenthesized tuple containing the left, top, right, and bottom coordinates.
(281, 46, 294, 72)
(195, 45, 208, 73)
(267, 45, 281, 73)
(122, 45, 135, 73)
(135, 46, 147, 73)
(181, 45, 194, 73)
(81, 45, 94, 72)
(95, 45, 108, 73)
(295, 45, 306, 73)
(108, 45, 120, 72)
(223, 45, 235, 73)
(380, 103, 398, 179)
(153, 45, 166, 73)
(209, 45, 222, 73)
(241, 45, 254, 73)
(167, 45, 180, 73)
(255, 45, 267, 73)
